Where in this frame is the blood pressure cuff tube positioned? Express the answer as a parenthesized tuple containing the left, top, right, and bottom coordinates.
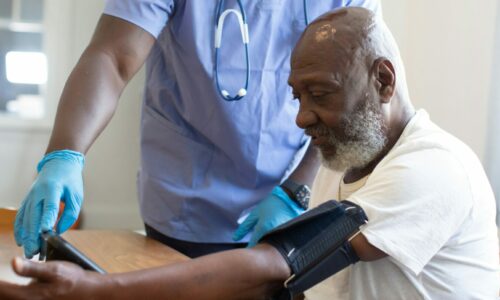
(259, 200, 368, 300)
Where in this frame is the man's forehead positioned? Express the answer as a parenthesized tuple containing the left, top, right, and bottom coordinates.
(290, 40, 349, 77)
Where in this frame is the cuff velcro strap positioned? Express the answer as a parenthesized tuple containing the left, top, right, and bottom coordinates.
(259, 200, 368, 299)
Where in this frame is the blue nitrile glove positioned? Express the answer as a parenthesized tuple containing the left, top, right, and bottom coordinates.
(14, 150, 85, 258)
(233, 186, 304, 247)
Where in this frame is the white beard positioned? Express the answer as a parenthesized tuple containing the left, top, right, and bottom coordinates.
(308, 99, 387, 172)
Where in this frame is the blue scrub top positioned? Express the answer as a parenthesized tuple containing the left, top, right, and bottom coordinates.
(104, 0, 381, 243)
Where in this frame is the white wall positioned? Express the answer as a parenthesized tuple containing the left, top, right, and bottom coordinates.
(1, 1, 497, 229)
(382, 0, 498, 160)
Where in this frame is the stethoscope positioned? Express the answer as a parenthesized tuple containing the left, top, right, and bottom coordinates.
(214, 0, 309, 101)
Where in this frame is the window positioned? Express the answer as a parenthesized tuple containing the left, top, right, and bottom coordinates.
(0, 0, 45, 119)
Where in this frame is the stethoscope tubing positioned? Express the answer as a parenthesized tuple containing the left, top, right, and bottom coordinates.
(214, 0, 249, 101)
(214, 0, 308, 101)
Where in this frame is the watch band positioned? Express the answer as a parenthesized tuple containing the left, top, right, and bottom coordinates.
(282, 179, 300, 193)
(281, 179, 310, 210)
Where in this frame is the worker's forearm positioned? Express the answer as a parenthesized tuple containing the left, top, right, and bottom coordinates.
(97, 244, 290, 300)
(285, 143, 321, 186)
(46, 48, 126, 154)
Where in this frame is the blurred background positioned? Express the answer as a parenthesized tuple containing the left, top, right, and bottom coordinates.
(0, 0, 498, 230)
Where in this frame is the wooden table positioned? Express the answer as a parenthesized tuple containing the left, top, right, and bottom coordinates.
(0, 229, 189, 283)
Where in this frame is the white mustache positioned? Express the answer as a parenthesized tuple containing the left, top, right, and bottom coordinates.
(305, 125, 333, 138)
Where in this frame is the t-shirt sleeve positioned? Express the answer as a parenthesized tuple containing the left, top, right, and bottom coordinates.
(104, 0, 176, 38)
(348, 148, 473, 275)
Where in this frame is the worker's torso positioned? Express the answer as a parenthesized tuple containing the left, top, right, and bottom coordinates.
(118, 0, 382, 242)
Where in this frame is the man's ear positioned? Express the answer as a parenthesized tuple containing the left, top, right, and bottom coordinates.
(373, 58, 396, 103)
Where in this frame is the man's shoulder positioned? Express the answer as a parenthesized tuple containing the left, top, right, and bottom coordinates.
(379, 110, 480, 176)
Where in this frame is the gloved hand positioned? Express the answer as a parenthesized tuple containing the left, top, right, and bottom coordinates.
(14, 150, 85, 258)
(233, 186, 304, 247)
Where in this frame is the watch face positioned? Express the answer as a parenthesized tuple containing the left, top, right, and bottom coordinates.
(295, 185, 311, 209)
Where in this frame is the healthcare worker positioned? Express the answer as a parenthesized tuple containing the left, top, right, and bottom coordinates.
(15, 0, 382, 258)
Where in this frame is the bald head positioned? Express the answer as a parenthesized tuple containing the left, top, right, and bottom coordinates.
(292, 8, 376, 65)
(289, 7, 414, 178)
(292, 7, 406, 92)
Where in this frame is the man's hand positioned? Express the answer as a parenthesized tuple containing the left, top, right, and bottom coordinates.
(233, 186, 304, 247)
(0, 257, 102, 300)
(15, 150, 85, 258)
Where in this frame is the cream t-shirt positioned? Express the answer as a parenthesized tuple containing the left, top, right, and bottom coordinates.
(305, 110, 500, 300)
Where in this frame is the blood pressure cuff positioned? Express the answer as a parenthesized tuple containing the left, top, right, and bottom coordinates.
(259, 200, 368, 300)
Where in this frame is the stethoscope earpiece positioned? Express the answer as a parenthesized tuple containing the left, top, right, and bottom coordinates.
(221, 88, 246, 100)
(237, 88, 247, 97)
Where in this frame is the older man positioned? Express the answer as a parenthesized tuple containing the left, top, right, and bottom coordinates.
(289, 7, 499, 300)
(1, 7, 498, 300)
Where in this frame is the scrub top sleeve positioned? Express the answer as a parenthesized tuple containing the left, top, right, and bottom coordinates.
(104, 0, 176, 38)
(347, 0, 383, 17)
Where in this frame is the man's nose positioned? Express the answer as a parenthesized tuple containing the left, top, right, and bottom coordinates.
(296, 108, 318, 129)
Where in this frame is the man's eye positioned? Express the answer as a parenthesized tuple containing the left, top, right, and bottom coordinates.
(311, 92, 329, 99)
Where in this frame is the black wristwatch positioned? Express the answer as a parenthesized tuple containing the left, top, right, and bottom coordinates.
(281, 179, 311, 210)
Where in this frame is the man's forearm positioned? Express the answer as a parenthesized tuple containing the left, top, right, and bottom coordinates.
(97, 244, 290, 300)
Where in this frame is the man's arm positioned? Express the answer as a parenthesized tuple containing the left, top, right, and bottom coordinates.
(0, 244, 291, 300)
(0, 234, 384, 300)
(351, 232, 387, 261)
(23, 199, 381, 300)
(102, 244, 290, 300)
(46, 14, 155, 153)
